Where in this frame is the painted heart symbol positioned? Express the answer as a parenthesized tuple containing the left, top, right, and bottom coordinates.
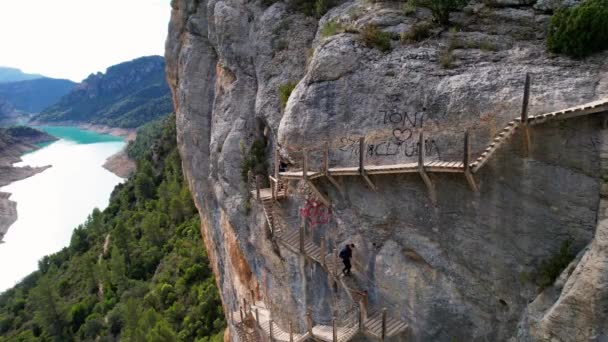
(393, 128, 412, 142)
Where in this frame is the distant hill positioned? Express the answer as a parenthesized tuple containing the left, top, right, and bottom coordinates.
(0, 78, 76, 113)
(33, 56, 172, 129)
(0, 67, 43, 84)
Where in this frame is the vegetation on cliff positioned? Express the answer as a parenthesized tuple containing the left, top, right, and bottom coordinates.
(33, 56, 172, 129)
(0, 116, 225, 341)
(547, 0, 608, 58)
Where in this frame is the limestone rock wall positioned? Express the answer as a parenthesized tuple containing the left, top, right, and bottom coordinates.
(165, 0, 608, 340)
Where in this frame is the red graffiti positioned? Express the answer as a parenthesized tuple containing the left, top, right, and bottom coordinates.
(300, 199, 332, 225)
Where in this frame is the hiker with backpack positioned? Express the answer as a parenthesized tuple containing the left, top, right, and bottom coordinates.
(339, 243, 355, 276)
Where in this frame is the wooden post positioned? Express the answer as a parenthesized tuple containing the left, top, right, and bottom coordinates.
(521, 73, 531, 157)
(381, 308, 387, 340)
(358, 137, 376, 191)
(333, 248, 339, 278)
(358, 305, 363, 330)
(256, 175, 261, 200)
(274, 148, 280, 180)
(359, 137, 365, 174)
(240, 306, 244, 323)
(255, 308, 260, 326)
(270, 320, 274, 341)
(303, 148, 309, 181)
(243, 299, 247, 313)
(306, 310, 314, 337)
(417, 132, 436, 204)
(320, 239, 326, 266)
(299, 214, 305, 254)
(323, 142, 329, 174)
(332, 314, 338, 342)
(463, 131, 479, 192)
(360, 292, 369, 322)
(325, 142, 344, 195)
(289, 321, 294, 342)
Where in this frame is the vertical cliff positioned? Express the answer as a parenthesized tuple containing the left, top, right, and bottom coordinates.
(166, 0, 608, 340)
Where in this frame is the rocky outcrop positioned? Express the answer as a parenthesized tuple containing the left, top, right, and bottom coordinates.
(166, 0, 608, 341)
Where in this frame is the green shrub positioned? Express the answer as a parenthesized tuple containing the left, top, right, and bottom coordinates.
(361, 25, 392, 52)
(321, 20, 345, 38)
(289, 0, 337, 18)
(547, 0, 608, 58)
(535, 239, 575, 290)
(240, 138, 268, 183)
(401, 21, 433, 43)
(403, 0, 417, 16)
(278, 81, 297, 110)
(439, 49, 455, 69)
(415, 0, 468, 25)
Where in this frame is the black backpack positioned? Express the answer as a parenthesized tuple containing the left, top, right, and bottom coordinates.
(339, 247, 348, 259)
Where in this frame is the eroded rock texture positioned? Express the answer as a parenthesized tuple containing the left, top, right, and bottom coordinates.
(165, 0, 608, 340)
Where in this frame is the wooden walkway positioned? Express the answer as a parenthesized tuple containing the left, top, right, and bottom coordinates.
(242, 94, 608, 341)
(278, 97, 608, 194)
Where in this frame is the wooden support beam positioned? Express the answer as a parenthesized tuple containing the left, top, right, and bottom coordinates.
(240, 306, 244, 323)
(243, 299, 248, 314)
(359, 292, 369, 323)
(256, 175, 261, 200)
(417, 132, 437, 204)
(358, 137, 377, 191)
(324, 142, 344, 196)
(333, 248, 338, 278)
(270, 320, 274, 341)
(320, 239, 326, 266)
(381, 308, 387, 340)
(255, 308, 259, 326)
(299, 214, 305, 254)
(303, 148, 309, 181)
(289, 322, 294, 342)
(332, 314, 338, 342)
(274, 148, 280, 180)
(521, 73, 531, 157)
(463, 131, 479, 192)
(306, 310, 314, 337)
(306, 180, 331, 206)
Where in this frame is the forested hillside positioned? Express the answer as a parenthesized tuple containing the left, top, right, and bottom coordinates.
(34, 56, 172, 128)
(0, 116, 225, 341)
(0, 78, 75, 113)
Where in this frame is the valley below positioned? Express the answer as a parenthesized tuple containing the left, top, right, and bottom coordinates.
(0, 126, 126, 290)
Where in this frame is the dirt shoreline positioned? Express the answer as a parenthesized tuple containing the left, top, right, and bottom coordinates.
(30, 121, 137, 178)
(0, 123, 138, 242)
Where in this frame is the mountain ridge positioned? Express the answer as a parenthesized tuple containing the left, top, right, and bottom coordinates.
(0, 67, 43, 84)
(33, 56, 172, 129)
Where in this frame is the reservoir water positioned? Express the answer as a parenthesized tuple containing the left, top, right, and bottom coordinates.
(0, 126, 125, 292)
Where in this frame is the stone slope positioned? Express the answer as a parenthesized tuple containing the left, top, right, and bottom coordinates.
(166, 1, 608, 341)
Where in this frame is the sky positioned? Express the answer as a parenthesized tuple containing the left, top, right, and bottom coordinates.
(0, 0, 172, 82)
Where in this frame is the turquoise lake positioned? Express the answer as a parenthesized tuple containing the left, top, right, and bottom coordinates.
(0, 126, 125, 291)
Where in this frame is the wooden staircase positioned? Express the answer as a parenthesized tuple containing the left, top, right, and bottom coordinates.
(470, 119, 520, 173)
(273, 226, 410, 340)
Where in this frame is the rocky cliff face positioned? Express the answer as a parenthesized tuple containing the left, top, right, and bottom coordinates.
(166, 1, 608, 340)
